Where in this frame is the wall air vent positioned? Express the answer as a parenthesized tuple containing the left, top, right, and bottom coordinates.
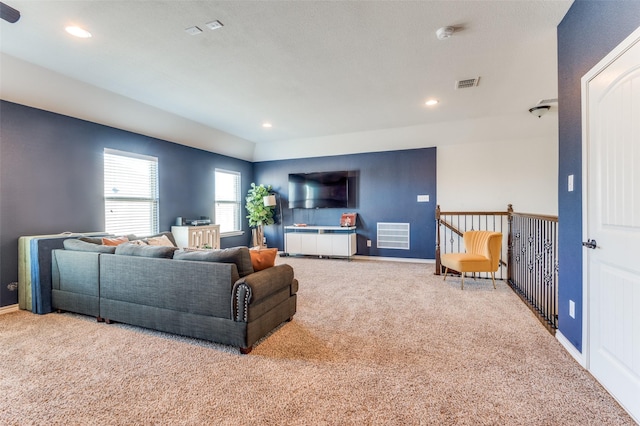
(455, 77, 480, 89)
(377, 222, 410, 250)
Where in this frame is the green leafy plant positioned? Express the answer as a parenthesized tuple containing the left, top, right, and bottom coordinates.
(245, 183, 275, 227)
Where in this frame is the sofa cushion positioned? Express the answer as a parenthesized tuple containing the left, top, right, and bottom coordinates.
(63, 238, 117, 254)
(115, 243, 177, 259)
(249, 248, 278, 271)
(173, 246, 254, 277)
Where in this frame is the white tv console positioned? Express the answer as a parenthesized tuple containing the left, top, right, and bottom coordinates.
(284, 226, 356, 258)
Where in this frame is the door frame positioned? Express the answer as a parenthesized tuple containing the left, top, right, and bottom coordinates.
(580, 25, 640, 371)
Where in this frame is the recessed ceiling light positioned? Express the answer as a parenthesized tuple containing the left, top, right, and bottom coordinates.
(185, 26, 202, 36)
(425, 99, 439, 106)
(262, 122, 273, 128)
(205, 20, 224, 30)
(65, 26, 92, 38)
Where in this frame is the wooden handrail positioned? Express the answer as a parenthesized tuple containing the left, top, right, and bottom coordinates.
(437, 211, 510, 216)
(510, 212, 558, 222)
(438, 218, 464, 237)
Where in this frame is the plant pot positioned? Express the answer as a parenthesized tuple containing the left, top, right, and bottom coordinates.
(251, 226, 266, 248)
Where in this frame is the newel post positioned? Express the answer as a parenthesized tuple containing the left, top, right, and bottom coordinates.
(435, 205, 441, 275)
(507, 204, 514, 283)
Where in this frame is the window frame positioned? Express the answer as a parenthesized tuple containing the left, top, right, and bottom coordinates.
(214, 168, 243, 237)
(103, 148, 159, 236)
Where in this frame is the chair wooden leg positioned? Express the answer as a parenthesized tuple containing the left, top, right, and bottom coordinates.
(491, 272, 496, 289)
(461, 273, 464, 290)
(443, 267, 449, 281)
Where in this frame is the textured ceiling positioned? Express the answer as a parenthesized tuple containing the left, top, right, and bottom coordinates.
(0, 0, 572, 157)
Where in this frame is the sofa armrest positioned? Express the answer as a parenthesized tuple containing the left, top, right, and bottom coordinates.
(232, 264, 295, 322)
(52, 249, 101, 295)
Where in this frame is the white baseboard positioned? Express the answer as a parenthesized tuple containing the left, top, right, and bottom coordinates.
(0, 304, 19, 315)
(352, 255, 435, 264)
(280, 252, 436, 264)
(556, 330, 586, 368)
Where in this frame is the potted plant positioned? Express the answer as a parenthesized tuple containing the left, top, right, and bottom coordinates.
(246, 183, 275, 248)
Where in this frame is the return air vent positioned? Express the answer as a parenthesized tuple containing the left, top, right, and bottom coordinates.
(455, 77, 480, 89)
(377, 223, 410, 250)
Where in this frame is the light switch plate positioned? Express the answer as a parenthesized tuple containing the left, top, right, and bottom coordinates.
(569, 300, 575, 319)
(417, 195, 430, 202)
(568, 174, 574, 192)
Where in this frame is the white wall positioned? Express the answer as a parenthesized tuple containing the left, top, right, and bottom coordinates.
(437, 135, 558, 215)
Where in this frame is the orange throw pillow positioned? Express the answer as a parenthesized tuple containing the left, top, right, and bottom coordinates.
(102, 236, 130, 246)
(249, 248, 278, 271)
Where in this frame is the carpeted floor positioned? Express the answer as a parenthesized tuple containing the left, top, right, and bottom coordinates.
(0, 257, 634, 425)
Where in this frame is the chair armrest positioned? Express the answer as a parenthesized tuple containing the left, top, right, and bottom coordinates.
(232, 264, 295, 321)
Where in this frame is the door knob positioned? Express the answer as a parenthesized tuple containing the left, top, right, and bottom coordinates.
(582, 239, 597, 249)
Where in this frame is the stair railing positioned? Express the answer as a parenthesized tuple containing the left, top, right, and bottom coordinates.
(435, 205, 559, 332)
(435, 205, 510, 280)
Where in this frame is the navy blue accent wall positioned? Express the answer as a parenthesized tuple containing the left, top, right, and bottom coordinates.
(557, 1, 640, 351)
(254, 148, 437, 259)
(0, 101, 253, 307)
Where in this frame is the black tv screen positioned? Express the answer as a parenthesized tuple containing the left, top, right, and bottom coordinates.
(288, 171, 349, 209)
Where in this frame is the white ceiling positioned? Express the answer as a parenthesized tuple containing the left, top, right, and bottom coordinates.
(0, 1, 572, 161)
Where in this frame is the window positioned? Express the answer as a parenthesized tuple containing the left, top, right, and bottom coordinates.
(104, 149, 159, 236)
(215, 169, 242, 234)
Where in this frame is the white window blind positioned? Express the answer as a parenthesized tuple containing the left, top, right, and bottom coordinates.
(104, 149, 159, 236)
(215, 169, 241, 233)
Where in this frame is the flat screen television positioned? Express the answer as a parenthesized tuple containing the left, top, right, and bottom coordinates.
(288, 171, 350, 209)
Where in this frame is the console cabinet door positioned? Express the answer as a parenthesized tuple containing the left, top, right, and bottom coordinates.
(285, 233, 302, 254)
(331, 234, 351, 256)
(300, 233, 317, 254)
(317, 234, 334, 255)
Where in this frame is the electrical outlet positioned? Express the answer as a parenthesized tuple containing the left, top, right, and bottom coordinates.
(367, 240, 372, 247)
(568, 174, 574, 192)
(569, 300, 575, 319)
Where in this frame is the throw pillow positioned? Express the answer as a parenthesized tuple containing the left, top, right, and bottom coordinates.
(173, 246, 254, 277)
(144, 234, 175, 247)
(129, 231, 177, 247)
(249, 248, 278, 271)
(114, 243, 177, 259)
(102, 236, 130, 246)
(63, 239, 117, 254)
(79, 236, 107, 245)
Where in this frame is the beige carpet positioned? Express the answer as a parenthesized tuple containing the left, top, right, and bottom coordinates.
(0, 257, 634, 425)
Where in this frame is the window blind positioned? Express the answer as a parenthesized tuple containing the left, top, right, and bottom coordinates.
(215, 169, 241, 233)
(104, 149, 159, 236)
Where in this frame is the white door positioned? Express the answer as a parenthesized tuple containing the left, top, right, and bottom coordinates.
(583, 27, 640, 423)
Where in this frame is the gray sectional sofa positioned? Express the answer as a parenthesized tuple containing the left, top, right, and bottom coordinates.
(51, 235, 297, 354)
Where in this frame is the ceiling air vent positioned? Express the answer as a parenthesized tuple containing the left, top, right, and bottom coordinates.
(455, 77, 480, 89)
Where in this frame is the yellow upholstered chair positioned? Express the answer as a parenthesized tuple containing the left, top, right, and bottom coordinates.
(441, 231, 503, 289)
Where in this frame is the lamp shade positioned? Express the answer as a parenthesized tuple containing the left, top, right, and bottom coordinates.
(263, 195, 277, 207)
